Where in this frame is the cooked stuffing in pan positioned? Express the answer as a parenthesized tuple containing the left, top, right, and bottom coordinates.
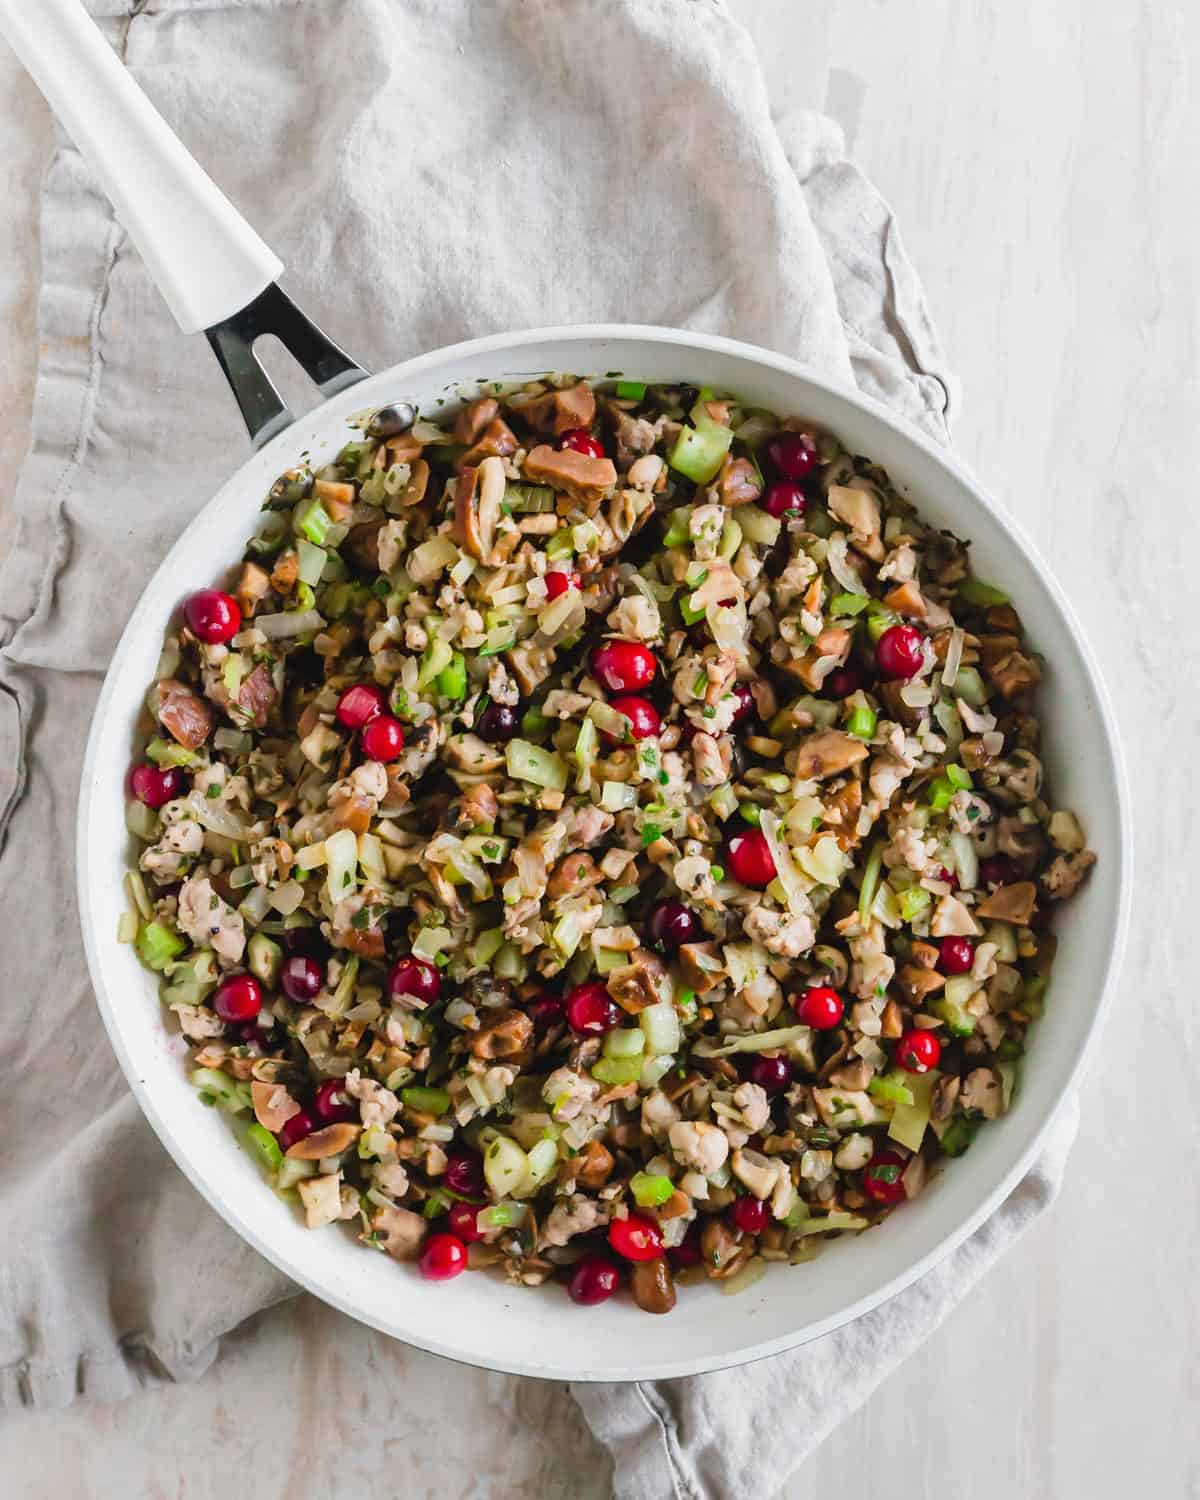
(122, 377, 1095, 1310)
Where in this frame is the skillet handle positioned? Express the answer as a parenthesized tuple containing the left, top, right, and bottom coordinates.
(0, 0, 371, 445)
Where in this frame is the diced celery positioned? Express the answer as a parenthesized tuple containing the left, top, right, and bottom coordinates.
(574, 717, 598, 792)
(125, 799, 160, 843)
(888, 1070, 937, 1152)
(545, 527, 575, 561)
(739, 801, 762, 826)
(899, 885, 931, 923)
(277, 1158, 317, 1191)
(470, 927, 505, 967)
(928, 776, 955, 812)
(945, 763, 973, 790)
(830, 591, 869, 617)
(417, 636, 453, 689)
(630, 1171, 674, 1208)
(939, 1118, 978, 1157)
(998, 1061, 1018, 1110)
(866, 604, 900, 643)
(247, 932, 282, 987)
(868, 1073, 915, 1106)
(145, 737, 196, 769)
(615, 380, 648, 400)
(520, 704, 552, 742)
(931, 993, 976, 1037)
(662, 506, 693, 548)
(708, 783, 738, 821)
(324, 827, 358, 906)
(505, 738, 567, 791)
(736, 505, 781, 547)
(245, 1122, 284, 1172)
(858, 841, 884, 924)
(293, 497, 331, 546)
(401, 1086, 451, 1115)
(847, 704, 877, 740)
(116, 910, 139, 944)
(640, 1000, 681, 1055)
(591, 1056, 643, 1086)
(603, 1027, 647, 1060)
(595, 947, 626, 974)
(190, 1067, 252, 1114)
(437, 651, 468, 702)
(518, 1138, 559, 1196)
(718, 518, 743, 560)
(953, 666, 988, 707)
(136, 920, 185, 971)
(679, 590, 707, 626)
(957, 578, 1010, 607)
(640, 1054, 676, 1089)
(668, 423, 734, 485)
(297, 539, 328, 587)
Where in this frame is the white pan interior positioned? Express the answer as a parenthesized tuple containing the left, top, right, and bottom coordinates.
(77, 327, 1129, 1381)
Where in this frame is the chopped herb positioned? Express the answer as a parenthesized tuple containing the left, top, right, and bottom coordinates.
(206, 784, 221, 799)
(641, 824, 663, 847)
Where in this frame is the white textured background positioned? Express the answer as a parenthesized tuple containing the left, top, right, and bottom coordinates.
(1, 2, 1197, 1495)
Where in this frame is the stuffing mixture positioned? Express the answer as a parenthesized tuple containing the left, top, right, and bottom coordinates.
(122, 376, 1096, 1312)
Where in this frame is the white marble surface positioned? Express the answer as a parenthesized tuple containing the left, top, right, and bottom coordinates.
(2, 2, 1198, 1495)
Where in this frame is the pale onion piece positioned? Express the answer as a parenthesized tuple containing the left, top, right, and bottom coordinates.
(943, 626, 965, 688)
(826, 533, 864, 595)
(483, 1135, 529, 1198)
(324, 827, 359, 906)
(899, 680, 933, 708)
(295, 841, 327, 871)
(722, 940, 771, 994)
(357, 832, 385, 882)
(981, 730, 1005, 757)
(516, 1137, 559, 1197)
(797, 834, 848, 887)
(759, 810, 809, 916)
(411, 925, 452, 961)
(692, 1023, 813, 1059)
(407, 534, 460, 584)
(269, 880, 305, 916)
(186, 790, 252, 840)
(256, 608, 327, 640)
(640, 1001, 682, 1055)
(949, 830, 979, 891)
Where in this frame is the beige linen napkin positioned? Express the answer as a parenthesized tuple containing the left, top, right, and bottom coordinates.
(0, 1, 1070, 1491)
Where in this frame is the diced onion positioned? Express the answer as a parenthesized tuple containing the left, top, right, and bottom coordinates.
(256, 609, 327, 640)
(942, 626, 965, 688)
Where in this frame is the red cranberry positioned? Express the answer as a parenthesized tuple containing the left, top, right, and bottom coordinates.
(730, 1196, 768, 1235)
(762, 480, 808, 519)
(529, 993, 565, 1031)
(730, 681, 757, 726)
(793, 985, 844, 1030)
(645, 900, 700, 952)
(863, 1149, 907, 1205)
(606, 695, 662, 743)
(979, 855, 1018, 888)
(876, 624, 925, 680)
(360, 714, 405, 762)
(937, 865, 961, 891)
(389, 956, 441, 1007)
(767, 432, 819, 481)
(476, 701, 519, 743)
(335, 683, 386, 730)
(559, 428, 605, 459)
(748, 1054, 790, 1095)
(669, 1225, 704, 1269)
(568, 1255, 621, 1306)
(543, 569, 579, 601)
(608, 1213, 664, 1262)
(896, 1028, 942, 1074)
(129, 763, 185, 809)
(276, 1109, 315, 1152)
(419, 1233, 468, 1281)
(443, 1150, 486, 1198)
(726, 828, 776, 888)
(447, 1201, 487, 1243)
(183, 588, 241, 644)
(565, 981, 619, 1036)
(280, 955, 323, 1003)
(212, 973, 262, 1024)
(939, 936, 975, 975)
(313, 1078, 357, 1123)
(590, 640, 657, 694)
(825, 666, 861, 699)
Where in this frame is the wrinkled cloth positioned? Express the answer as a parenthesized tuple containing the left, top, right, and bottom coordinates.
(0, 0, 1067, 1492)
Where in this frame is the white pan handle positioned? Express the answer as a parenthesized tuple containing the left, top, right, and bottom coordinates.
(0, 0, 282, 334)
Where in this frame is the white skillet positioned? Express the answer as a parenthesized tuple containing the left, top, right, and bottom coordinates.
(2, 0, 1130, 1381)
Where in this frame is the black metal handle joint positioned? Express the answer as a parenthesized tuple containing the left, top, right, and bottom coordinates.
(205, 283, 370, 449)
